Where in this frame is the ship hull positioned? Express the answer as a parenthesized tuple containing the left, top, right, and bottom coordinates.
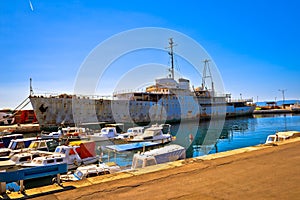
(30, 95, 255, 128)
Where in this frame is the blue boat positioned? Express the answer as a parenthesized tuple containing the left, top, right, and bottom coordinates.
(0, 133, 23, 148)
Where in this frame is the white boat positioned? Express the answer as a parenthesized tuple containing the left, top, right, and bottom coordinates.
(2, 151, 53, 169)
(265, 131, 300, 144)
(53, 140, 99, 169)
(126, 124, 172, 144)
(88, 127, 118, 141)
(8, 137, 39, 150)
(0, 159, 16, 170)
(41, 130, 63, 139)
(57, 162, 121, 182)
(21, 154, 67, 168)
(291, 102, 300, 112)
(41, 127, 88, 140)
(131, 144, 186, 169)
(114, 126, 145, 140)
(11, 151, 52, 164)
(0, 137, 41, 160)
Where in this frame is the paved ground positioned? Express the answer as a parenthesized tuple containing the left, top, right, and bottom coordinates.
(27, 139, 300, 200)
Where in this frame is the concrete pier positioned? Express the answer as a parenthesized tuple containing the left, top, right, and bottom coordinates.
(0, 123, 40, 134)
(3, 138, 300, 200)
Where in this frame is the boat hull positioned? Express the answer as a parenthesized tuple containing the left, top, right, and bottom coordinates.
(29, 96, 255, 128)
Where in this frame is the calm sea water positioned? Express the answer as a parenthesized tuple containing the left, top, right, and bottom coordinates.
(99, 113, 300, 166)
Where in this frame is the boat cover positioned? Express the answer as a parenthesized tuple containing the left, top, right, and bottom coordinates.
(105, 142, 158, 152)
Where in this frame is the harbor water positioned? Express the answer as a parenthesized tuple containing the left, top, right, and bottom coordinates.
(98, 113, 300, 166)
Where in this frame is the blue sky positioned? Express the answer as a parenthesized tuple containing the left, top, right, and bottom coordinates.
(0, 0, 299, 109)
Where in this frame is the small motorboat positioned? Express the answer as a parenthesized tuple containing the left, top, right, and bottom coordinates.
(57, 162, 121, 182)
(265, 131, 300, 144)
(126, 124, 172, 144)
(41, 130, 63, 140)
(53, 140, 99, 169)
(0, 137, 41, 160)
(131, 144, 186, 169)
(114, 126, 145, 140)
(41, 127, 88, 140)
(88, 127, 119, 141)
(0, 151, 57, 170)
(21, 154, 66, 167)
(0, 133, 23, 148)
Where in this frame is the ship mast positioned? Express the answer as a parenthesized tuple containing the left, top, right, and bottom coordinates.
(167, 38, 176, 79)
(202, 59, 215, 93)
(30, 78, 33, 97)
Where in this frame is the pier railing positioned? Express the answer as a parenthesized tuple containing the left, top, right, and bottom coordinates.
(31, 93, 113, 100)
(228, 98, 254, 103)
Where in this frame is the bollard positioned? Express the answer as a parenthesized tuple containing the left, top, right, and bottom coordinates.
(0, 182, 6, 194)
(20, 180, 24, 192)
(57, 174, 61, 185)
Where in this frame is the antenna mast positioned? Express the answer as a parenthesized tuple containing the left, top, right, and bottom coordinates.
(202, 59, 214, 92)
(167, 38, 176, 79)
(30, 78, 33, 96)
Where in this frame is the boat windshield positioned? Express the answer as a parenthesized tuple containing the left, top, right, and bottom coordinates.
(144, 129, 160, 137)
(55, 147, 61, 153)
(74, 170, 84, 179)
(0, 150, 10, 157)
(145, 158, 157, 167)
(55, 147, 67, 154)
(132, 157, 144, 169)
(266, 136, 276, 142)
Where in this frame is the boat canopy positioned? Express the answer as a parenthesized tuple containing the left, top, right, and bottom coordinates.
(105, 142, 158, 152)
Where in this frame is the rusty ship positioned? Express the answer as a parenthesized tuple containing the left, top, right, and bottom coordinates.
(29, 39, 255, 128)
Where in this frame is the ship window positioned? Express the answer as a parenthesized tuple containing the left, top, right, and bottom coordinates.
(145, 158, 156, 167)
(35, 160, 43, 164)
(30, 142, 38, 148)
(47, 159, 55, 164)
(19, 156, 31, 162)
(16, 142, 25, 149)
(135, 159, 144, 169)
(56, 158, 63, 162)
(87, 172, 98, 178)
(75, 171, 84, 179)
(40, 141, 47, 148)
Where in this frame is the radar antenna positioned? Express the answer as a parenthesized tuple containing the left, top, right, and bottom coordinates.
(166, 38, 177, 79)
